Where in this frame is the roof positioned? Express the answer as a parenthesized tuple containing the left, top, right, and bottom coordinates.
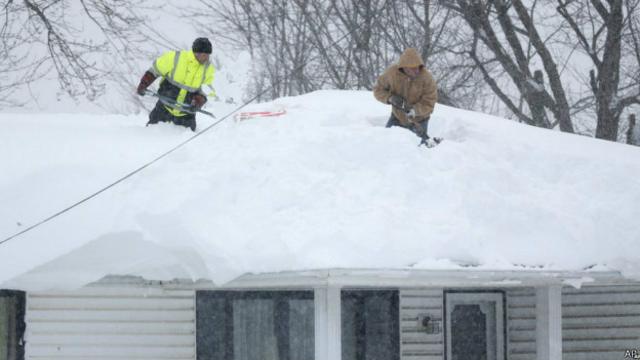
(1, 90, 640, 291)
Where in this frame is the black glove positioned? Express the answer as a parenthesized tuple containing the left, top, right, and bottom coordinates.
(388, 94, 405, 109)
(388, 94, 412, 113)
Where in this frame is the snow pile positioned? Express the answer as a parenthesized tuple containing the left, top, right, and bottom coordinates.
(1, 90, 640, 290)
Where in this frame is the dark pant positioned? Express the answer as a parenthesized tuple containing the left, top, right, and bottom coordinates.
(148, 101, 196, 131)
(386, 113, 430, 138)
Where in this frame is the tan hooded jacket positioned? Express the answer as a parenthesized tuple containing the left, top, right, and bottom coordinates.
(373, 48, 438, 126)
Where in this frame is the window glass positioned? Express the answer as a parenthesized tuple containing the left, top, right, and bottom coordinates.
(0, 297, 8, 360)
(232, 299, 277, 360)
(288, 299, 315, 359)
(197, 291, 314, 360)
(341, 290, 399, 360)
(0, 291, 25, 360)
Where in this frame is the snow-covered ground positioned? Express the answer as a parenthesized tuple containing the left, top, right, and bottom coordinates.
(1, 90, 640, 290)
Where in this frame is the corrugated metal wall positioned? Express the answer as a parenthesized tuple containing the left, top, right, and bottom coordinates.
(562, 284, 640, 360)
(25, 287, 195, 360)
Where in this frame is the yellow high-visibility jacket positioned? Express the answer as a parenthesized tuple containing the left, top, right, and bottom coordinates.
(149, 50, 215, 117)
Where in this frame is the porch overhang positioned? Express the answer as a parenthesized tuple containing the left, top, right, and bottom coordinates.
(220, 268, 632, 289)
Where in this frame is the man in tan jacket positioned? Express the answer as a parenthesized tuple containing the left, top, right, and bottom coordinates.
(374, 48, 438, 144)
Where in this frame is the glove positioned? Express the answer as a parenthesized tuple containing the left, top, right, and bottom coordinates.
(191, 94, 206, 109)
(388, 94, 413, 114)
(136, 84, 147, 96)
(137, 71, 156, 96)
(388, 94, 405, 109)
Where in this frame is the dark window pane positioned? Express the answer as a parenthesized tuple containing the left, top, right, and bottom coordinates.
(288, 300, 314, 360)
(197, 291, 314, 360)
(341, 290, 399, 360)
(233, 299, 278, 360)
(451, 304, 487, 360)
(341, 296, 359, 360)
(0, 290, 25, 360)
(1, 297, 8, 360)
(196, 297, 229, 360)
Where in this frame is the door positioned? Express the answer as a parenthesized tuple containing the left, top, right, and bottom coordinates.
(445, 292, 505, 360)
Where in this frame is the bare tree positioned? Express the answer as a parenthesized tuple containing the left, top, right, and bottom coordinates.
(187, 0, 317, 101)
(626, 114, 638, 145)
(188, 0, 480, 107)
(557, 0, 640, 141)
(1, 0, 159, 109)
(444, 0, 575, 131)
(0, 0, 42, 106)
(185, 0, 639, 143)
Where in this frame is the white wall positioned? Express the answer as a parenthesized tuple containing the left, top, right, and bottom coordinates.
(25, 287, 195, 360)
(562, 284, 640, 360)
(399, 287, 539, 360)
(400, 289, 444, 360)
(22, 283, 640, 360)
(507, 288, 537, 360)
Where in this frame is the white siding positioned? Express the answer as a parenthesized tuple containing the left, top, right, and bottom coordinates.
(562, 285, 640, 360)
(507, 288, 536, 360)
(400, 289, 444, 360)
(25, 287, 195, 360)
(400, 288, 539, 360)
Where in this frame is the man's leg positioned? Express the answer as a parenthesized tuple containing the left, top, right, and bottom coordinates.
(147, 102, 173, 126)
(387, 113, 438, 146)
(410, 116, 430, 138)
(385, 113, 402, 128)
(172, 114, 197, 132)
(412, 116, 441, 147)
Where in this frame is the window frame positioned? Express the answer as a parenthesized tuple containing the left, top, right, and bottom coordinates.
(0, 290, 26, 360)
(196, 290, 315, 360)
(341, 289, 400, 360)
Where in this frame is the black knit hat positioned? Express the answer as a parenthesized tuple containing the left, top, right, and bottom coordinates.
(192, 37, 212, 54)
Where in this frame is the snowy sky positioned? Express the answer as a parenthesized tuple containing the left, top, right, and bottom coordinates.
(1, 90, 640, 291)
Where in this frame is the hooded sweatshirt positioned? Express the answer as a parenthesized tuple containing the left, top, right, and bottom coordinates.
(373, 48, 438, 126)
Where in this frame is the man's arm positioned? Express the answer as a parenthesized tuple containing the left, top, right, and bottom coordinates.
(150, 50, 176, 78)
(413, 70, 438, 118)
(203, 63, 215, 87)
(136, 71, 156, 95)
(136, 51, 176, 96)
(373, 68, 393, 104)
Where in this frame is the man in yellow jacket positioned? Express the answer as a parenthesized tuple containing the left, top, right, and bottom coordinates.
(136, 37, 215, 131)
(373, 48, 438, 143)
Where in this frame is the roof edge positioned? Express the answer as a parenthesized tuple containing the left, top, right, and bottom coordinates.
(221, 268, 634, 289)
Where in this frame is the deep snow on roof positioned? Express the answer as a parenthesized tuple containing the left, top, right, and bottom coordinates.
(1, 90, 639, 290)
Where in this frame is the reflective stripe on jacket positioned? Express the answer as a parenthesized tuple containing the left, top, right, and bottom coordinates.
(149, 50, 215, 117)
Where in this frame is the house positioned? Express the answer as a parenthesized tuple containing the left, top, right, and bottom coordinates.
(1, 269, 640, 360)
(2, 92, 640, 359)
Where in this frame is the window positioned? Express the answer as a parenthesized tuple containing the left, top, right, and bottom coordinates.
(444, 291, 506, 360)
(196, 291, 314, 360)
(341, 290, 399, 360)
(0, 290, 25, 360)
